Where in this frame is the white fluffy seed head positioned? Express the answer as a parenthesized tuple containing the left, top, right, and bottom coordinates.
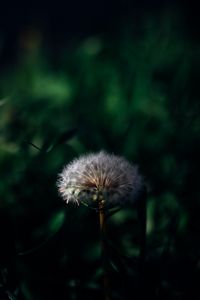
(57, 151, 144, 207)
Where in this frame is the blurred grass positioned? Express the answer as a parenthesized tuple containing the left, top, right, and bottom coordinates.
(0, 10, 199, 300)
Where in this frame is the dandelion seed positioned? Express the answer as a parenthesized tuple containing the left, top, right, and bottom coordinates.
(57, 151, 143, 207)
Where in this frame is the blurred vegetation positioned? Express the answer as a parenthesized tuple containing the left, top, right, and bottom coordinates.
(0, 4, 200, 300)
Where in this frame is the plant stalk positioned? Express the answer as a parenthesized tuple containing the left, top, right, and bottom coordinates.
(99, 200, 112, 300)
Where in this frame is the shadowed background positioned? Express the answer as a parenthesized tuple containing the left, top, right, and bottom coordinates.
(0, 1, 199, 299)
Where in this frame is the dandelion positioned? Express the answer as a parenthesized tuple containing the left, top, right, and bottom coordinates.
(57, 151, 145, 300)
(57, 150, 143, 208)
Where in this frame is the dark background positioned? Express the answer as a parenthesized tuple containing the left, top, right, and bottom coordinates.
(0, 1, 200, 299)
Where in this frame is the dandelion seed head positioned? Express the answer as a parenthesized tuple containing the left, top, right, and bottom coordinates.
(57, 151, 144, 207)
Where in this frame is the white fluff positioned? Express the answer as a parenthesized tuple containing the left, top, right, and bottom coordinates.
(57, 151, 143, 206)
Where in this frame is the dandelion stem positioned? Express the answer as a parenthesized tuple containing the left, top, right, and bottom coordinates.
(99, 201, 105, 233)
(99, 200, 112, 300)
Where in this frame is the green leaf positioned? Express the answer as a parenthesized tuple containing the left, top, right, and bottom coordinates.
(48, 210, 66, 234)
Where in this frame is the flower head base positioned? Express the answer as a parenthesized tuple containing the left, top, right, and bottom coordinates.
(57, 151, 143, 208)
